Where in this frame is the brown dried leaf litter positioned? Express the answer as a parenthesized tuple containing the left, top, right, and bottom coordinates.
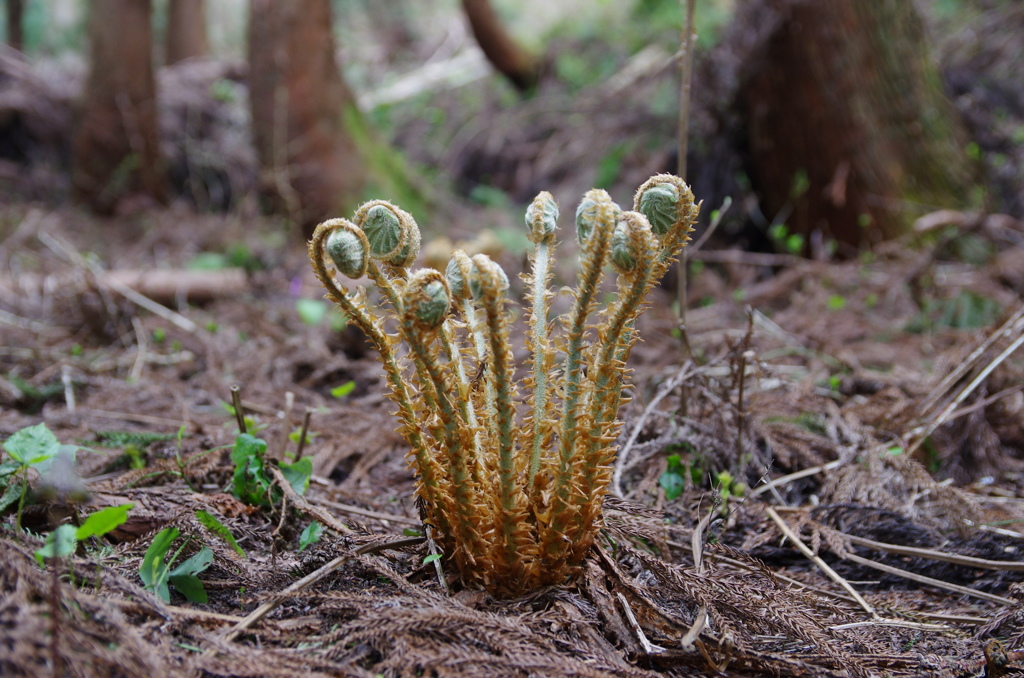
(2, 209, 1024, 676)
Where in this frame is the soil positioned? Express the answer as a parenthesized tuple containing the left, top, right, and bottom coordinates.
(2, 191, 1023, 677)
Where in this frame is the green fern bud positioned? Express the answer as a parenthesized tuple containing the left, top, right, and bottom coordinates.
(575, 191, 620, 248)
(468, 254, 509, 301)
(636, 182, 679, 236)
(610, 211, 656, 276)
(610, 217, 637, 274)
(389, 218, 422, 268)
(445, 249, 474, 300)
(575, 196, 598, 244)
(361, 204, 405, 260)
(526, 192, 558, 244)
(323, 219, 370, 279)
(402, 269, 450, 330)
(355, 200, 421, 268)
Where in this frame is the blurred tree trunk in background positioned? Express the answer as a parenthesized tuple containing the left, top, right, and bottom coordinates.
(740, 0, 977, 249)
(166, 0, 209, 65)
(365, 0, 415, 55)
(248, 0, 368, 229)
(73, 0, 166, 214)
(5, 0, 23, 53)
(461, 0, 539, 91)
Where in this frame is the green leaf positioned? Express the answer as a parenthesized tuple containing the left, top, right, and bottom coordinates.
(296, 298, 328, 326)
(3, 423, 61, 465)
(35, 524, 78, 565)
(299, 521, 323, 552)
(0, 477, 23, 513)
(168, 574, 207, 603)
(659, 470, 684, 501)
(785, 233, 804, 254)
(187, 252, 229, 270)
(330, 381, 356, 399)
(327, 310, 348, 332)
(170, 547, 214, 578)
(230, 434, 271, 505)
(280, 457, 313, 496)
(423, 553, 442, 564)
(195, 510, 245, 557)
(401, 528, 423, 537)
(288, 429, 318, 445)
(76, 503, 134, 541)
(826, 294, 847, 311)
(140, 527, 180, 600)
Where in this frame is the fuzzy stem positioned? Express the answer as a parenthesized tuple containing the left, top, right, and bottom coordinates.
(543, 192, 617, 560)
(474, 256, 529, 586)
(396, 279, 484, 574)
(458, 297, 499, 433)
(525, 240, 555, 487)
(309, 226, 450, 537)
(576, 262, 658, 552)
(439, 318, 484, 487)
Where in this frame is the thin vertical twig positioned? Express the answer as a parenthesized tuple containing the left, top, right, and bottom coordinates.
(734, 309, 755, 465)
(61, 365, 76, 413)
(294, 409, 313, 461)
(676, 0, 697, 361)
(278, 390, 295, 460)
(677, 0, 697, 181)
(230, 385, 247, 434)
(50, 563, 63, 677)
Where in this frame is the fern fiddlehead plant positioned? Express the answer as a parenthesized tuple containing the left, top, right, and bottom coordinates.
(309, 174, 699, 597)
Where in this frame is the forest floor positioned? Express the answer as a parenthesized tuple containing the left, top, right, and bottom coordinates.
(1, 191, 1024, 677)
(3, 3, 1024, 675)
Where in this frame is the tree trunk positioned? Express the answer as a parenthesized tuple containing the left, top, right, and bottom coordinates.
(5, 0, 23, 53)
(165, 0, 209, 65)
(461, 0, 539, 92)
(740, 0, 977, 249)
(248, 0, 368, 228)
(72, 0, 166, 214)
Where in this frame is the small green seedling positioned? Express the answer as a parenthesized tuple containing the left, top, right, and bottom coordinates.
(288, 428, 319, 446)
(139, 527, 213, 603)
(659, 454, 687, 501)
(296, 298, 328, 326)
(768, 223, 805, 255)
(714, 470, 747, 516)
(659, 452, 702, 501)
(230, 433, 313, 506)
(329, 380, 356, 399)
(826, 294, 847, 311)
(2, 423, 77, 530)
(195, 509, 246, 557)
(35, 503, 134, 566)
(230, 434, 273, 505)
(298, 520, 323, 552)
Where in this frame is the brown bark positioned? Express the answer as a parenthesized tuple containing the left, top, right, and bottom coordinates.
(461, 0, 539, 91)
(5, 0, 23, 52)
(165, 0, 209, 65)
(248, 0, 367, 228)
(740, 0, 977, 248)
(72, 0, 166, 213)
